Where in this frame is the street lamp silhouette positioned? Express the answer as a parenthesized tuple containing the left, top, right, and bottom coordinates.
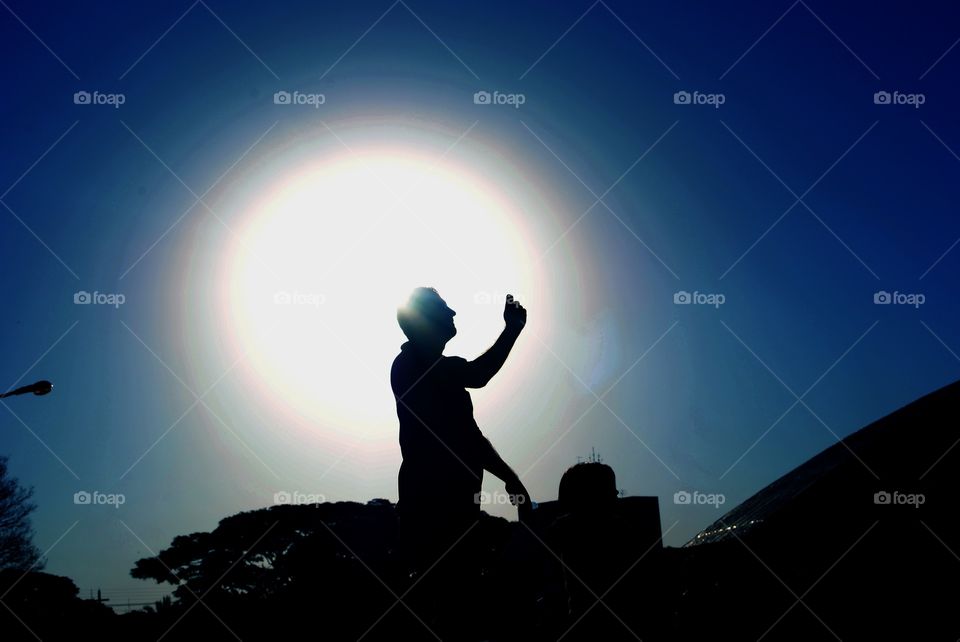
(0, 380, 53, 399)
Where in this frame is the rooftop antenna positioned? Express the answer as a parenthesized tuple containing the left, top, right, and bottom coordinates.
(577, 447, 605, 464)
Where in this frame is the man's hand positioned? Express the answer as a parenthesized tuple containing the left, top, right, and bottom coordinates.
(504, 294, 527, 331)
(505, 473, 532, 522)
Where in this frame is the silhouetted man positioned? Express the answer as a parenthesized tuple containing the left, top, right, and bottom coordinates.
(391, 287, 529, 637)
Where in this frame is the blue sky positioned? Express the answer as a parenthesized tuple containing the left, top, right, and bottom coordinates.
(1, 0, 959, 605)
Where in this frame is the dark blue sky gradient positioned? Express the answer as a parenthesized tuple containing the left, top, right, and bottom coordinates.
(1, 0, 959, 601)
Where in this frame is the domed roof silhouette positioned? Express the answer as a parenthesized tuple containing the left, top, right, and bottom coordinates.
(688, 379, 959, 546)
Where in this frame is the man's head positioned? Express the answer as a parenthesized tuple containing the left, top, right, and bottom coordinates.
(397, 287, 457, 347)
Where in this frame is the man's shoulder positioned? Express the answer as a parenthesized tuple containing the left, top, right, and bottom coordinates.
(391, 346, 467, 393)
(443, 354, 467, 367)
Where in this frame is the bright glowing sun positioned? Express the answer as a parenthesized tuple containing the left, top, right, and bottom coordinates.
(223, 150, 540, 438)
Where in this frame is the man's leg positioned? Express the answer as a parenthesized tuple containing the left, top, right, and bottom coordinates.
(426, 514, 482, 641)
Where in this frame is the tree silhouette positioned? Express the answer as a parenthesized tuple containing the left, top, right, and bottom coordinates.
(129, 500, 512, 639)
(0, 455, 42, 571)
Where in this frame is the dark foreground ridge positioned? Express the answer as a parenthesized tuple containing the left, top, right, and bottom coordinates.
(2, 380, 958, 640)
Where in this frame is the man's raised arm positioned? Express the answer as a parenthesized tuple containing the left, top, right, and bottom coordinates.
(461, 295, 527, 388)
